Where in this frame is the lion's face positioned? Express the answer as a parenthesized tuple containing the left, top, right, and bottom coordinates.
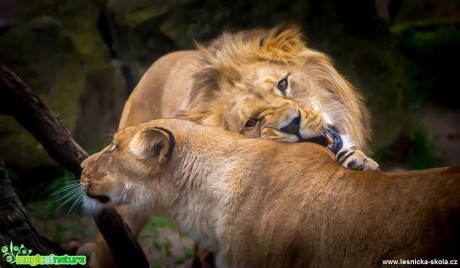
(179, 25, 370, 151)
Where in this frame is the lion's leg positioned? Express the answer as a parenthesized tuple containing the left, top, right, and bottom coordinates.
(336, 148, 379, 171)
(90, 205, 150, 268)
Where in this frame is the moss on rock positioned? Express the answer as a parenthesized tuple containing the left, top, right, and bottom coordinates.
(0, 0, 125, 168)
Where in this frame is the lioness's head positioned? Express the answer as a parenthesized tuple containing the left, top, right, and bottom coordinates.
(81, 119, 267, 214)
(81, 119, 177, 213)
(177, 24, 370, 152)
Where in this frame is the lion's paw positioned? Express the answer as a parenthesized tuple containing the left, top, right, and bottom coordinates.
(336, 148, 379, 171)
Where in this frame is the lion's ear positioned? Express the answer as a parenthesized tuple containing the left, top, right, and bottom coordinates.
(129, 127, 175, 164)
(259, 24, 304, 60)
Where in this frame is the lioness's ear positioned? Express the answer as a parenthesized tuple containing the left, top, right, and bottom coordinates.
(129, 127, 175, 164)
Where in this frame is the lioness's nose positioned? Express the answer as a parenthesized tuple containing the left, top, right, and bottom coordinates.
(81, 156, 92, 169)
(81, 158, 88, 169)
(280, 113, 301, 136)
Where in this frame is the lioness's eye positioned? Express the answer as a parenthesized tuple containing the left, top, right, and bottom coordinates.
(244, 118, 258, 128)
(109, 143, 117, 152)
(276, 77, 289, 95)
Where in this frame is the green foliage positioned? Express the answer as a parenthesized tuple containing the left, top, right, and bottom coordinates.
(147, 216, 177, 233)
(152, 260, 163, 268)
(139, 216, 194, 265)
(391, 20, 460, 106)
(26, 200, 60, 220)
(408, 124, 439, 169)
(174, 246, 195, 265)
(53, 223, 64, 243)
(8, 167, 76, 202)
(7, 140, 109, 206)
(369, 149, 385, 164)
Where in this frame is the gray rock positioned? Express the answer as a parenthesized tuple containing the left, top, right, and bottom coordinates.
(0, 1, 125, 168)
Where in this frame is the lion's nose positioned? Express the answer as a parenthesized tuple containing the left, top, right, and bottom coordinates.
(280, 112, 301, 136)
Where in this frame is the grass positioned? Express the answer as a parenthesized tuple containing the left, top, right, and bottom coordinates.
(138, 216, 195, 266)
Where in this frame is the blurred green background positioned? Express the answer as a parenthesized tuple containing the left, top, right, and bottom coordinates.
(0, 0, 459, 265)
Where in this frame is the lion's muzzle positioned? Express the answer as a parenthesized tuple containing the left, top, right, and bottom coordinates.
(324, 126, 343, 154)
(279, 111, 301, 139)
(301, 126, 343, 154)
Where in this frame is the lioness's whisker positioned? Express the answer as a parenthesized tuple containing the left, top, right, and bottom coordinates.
(104, 128, 117, 138)
(67, 191, 85, 215)
(56, 191, 81, 208)
(114, 188, 128, 206)
(55, 185, 85, 212)
(122, 192, 128, 205)
(50, 181, 81, 196)
(54, 186, 82, 202)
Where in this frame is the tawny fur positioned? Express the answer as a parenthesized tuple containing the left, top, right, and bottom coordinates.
(82, 119, 460, 268)
(120, 24, 370, 151)
(90, 24, 376, 267)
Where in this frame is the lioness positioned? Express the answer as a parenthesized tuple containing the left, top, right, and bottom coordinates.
(81, 118, 460, 268)
(89, 24, 379, 266)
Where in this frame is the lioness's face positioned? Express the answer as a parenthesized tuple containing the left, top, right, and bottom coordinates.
(80, 122, 174, 213)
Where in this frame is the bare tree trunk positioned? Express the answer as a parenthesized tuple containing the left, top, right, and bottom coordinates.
(0, 63, 148, 268)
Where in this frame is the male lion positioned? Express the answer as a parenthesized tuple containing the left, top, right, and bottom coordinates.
(120, 24, 377, 168)
(88, 24, 379, 266)
(81, 118, 460, 268)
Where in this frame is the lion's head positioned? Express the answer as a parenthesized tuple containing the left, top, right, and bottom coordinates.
(177, 24, 370, 152)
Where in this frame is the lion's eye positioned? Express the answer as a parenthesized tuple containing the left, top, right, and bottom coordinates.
(276, 77, 289, 95)
(244, 118, 258, 128)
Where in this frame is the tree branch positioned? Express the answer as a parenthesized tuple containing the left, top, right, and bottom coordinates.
(0, 63, 148, 268)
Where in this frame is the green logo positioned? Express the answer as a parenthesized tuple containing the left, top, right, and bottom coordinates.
(2, 241, 32, 264)
(2, 241, 86, 266)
